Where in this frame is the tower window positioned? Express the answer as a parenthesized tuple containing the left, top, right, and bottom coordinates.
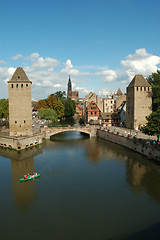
(21, 84, 23, 88)
(26, 84, 28, 88)
(137, 87, 138, 91)
(11, 84, 13, 88)
(16, 84, 18, 88)
(15, 121, 17, 124)
(24, 120, 26, 124)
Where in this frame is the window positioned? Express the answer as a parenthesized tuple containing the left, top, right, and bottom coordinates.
(24, 120, 26, 124)
(21, 84, 23, 88)
(95, 112, 97, 114)
(148, 87, 150, 91)
(141, 87, 142, 91)
(26, 84, 28, 88)
(11, 84, 13, 88)
(16, 84, 18, 88)
(137, 87, 138, 91)
(111, 101, 112, 104)
(15, 121, 17, 124)
(144, 87, 146, 91)
(91, 112, 93, 115)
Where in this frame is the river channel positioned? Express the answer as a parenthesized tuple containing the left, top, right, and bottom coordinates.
(1, 131, 160, 240)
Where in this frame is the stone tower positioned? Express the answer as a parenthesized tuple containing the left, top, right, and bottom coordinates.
(8, 67, 33, 137)
(126, 74, 152, 130)
(67, 75, 72, 98)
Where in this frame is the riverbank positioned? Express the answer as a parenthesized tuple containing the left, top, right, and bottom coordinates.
(97, 128, 160, 162)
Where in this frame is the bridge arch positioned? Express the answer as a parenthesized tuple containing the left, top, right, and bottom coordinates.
(44, 126, 97, 139)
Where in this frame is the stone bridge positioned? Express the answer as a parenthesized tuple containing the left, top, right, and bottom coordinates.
(43, 126, 97, 138)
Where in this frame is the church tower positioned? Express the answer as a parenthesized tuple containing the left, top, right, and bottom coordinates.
(67, 75, 72, 98)
(8, 67, 33, 137)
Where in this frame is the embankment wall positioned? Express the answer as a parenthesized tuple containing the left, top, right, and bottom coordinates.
(97, 129, 160, 162)
(0, 134, 43, 150)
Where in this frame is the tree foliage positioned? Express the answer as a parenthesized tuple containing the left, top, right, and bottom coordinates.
(53, 98, 65, 119)
(147, 70, 160, 112)
(46, 94, 57, 109)
(37, 108, 58, 124)
(64, 98, 76, 118)
(141, 109, 160, 141)
(0, 99, 9, 118)
(54, 91, 66, 103)
(37, 99, 48, 109)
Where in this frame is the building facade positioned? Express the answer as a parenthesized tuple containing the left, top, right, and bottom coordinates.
(86, 101, 101, 123)
(126, 74, 152, 130)
(8, 67, 33, 137)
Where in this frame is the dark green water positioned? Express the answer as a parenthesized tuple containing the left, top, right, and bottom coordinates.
(1, 131, 160, 240)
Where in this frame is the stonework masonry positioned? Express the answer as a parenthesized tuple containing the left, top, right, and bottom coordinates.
(8, 67, 33, 137)
(97, 129, 160, 162)
(126, 75, 152, 130)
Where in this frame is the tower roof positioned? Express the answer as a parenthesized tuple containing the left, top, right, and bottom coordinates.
(116, 88, 123, 95)
(127, 74, 150, 88)
(8, 67, 32, 83)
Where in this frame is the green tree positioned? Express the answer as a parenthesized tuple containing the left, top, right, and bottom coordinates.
(37, 108, 58, 124)
(53, 98, 65, 119)
(147, 70, 160, 112)
(141, 109, 160, 141)
(54, 91, 66, 103)
(0, 99, 9, 118)
(64, 98, 76, 119)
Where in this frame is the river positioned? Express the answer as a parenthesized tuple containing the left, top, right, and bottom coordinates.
(1, 131, 160, 240)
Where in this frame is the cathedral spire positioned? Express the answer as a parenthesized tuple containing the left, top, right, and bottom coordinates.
(67, 75, 72, 98)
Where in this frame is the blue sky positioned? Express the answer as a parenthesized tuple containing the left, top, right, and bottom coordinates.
(0, 0, 160, 99)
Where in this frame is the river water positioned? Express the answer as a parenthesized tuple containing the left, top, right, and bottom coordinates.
(1, 131, 160, 240)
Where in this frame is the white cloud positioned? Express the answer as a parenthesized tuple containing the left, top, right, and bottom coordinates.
(98, 89, 110, 96)
(53, 84, 62, 88)
(1, 49, 160, 99)
(0, 60, 7, 65)
(94, 70, 117, 82)
(121, 48, 160, 80)
(61, 59, 90, 76)
(12, 54, 23, 61)
(8, 67, 16, 76)
(31, 56, 60, 71)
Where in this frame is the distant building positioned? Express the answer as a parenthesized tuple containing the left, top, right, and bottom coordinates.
(86, 101, 101, 123)
(67, 76, 79, 100)
(105, 88, 126, 113)
(101, 112, 120, 127)
(126, 74, 152, 130)
(118, 101, 126, 127)
(8, 67, 33, 137)
(84, 92, 104, 112)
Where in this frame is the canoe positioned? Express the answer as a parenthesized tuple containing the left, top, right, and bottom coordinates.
(19, 174, 40, 182)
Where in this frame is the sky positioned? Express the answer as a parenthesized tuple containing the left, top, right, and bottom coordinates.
(0, 0, 160, 100)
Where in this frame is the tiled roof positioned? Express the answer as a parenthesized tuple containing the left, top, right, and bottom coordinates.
(127, 74, 150, 87)
(8, 67, 32, 83)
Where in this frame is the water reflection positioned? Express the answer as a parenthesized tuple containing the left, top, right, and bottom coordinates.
(1, 132, 160, 239)
(0, 145, 43, 210)
(87, 138, 160, 203)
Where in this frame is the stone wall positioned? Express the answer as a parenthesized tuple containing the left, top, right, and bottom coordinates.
(97, 129, 160, 162)
(0, 134, 43, 150)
